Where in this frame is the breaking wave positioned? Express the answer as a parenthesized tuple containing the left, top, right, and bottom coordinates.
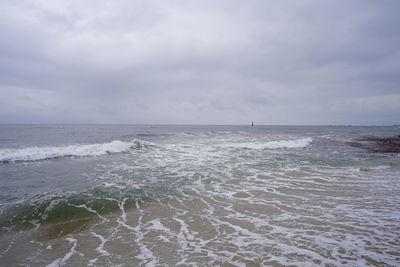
(0, 139, 151, 163)
(219, 137, 313, 149)
(0, 184, 156, 230)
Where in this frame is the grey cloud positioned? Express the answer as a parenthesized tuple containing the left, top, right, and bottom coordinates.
(0, 0, 399, 125)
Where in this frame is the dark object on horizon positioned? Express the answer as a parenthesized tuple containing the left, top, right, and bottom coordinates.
(347, 136, 400, 153)
(251, 122, 254, 126)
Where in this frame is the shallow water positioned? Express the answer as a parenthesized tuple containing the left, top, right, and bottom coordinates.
(0, 125, 399, 266)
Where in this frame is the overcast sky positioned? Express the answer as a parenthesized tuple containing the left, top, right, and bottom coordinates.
(0, 0, 399, 125)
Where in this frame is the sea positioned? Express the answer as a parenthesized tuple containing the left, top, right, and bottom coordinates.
(0, 125, 399, 266)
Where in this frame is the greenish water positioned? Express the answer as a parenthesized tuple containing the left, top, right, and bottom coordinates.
(0, 125, 399, 266)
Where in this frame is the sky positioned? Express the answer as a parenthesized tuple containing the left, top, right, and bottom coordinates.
(0, 0, 399, 125)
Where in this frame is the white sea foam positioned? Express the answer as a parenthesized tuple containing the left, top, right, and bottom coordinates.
(0, 139, 149, 162)
(218, 137, 313, 149)
(46, 238, 77, 267)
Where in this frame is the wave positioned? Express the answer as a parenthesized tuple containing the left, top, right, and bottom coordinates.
(0, 185, 151, 231)
(218, 137, 313, 149)
(135, 133, 176, 137)
(0, 139, 151, 163)
(0, 181, 178, 232)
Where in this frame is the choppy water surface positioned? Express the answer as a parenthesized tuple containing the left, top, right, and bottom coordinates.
(0, 125, 399, 266)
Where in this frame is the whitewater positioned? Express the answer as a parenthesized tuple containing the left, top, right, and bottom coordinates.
(0, 137, 312, 162)
(0, 125, 399, 266)
(0, 139, 150, 162)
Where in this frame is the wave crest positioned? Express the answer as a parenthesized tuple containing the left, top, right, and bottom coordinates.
(219, 137, 313, 149)
(0, 139, 150, 163)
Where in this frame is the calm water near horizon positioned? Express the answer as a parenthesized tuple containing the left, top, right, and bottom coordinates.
(0, 125, 399, 266)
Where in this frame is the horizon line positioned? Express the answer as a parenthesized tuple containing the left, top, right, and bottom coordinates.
(0, 123, 399, 127)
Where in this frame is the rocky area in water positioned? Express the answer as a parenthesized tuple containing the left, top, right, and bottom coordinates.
(347, 136, 400, 153)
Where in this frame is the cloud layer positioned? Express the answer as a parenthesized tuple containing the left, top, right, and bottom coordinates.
(1, 0, 399, 125)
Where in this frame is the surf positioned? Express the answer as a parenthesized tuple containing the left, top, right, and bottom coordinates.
(218, 137, 313, 149)
(0, 139, 153, 163)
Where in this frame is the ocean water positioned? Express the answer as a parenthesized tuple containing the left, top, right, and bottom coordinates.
(0, 125, 399, 266)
